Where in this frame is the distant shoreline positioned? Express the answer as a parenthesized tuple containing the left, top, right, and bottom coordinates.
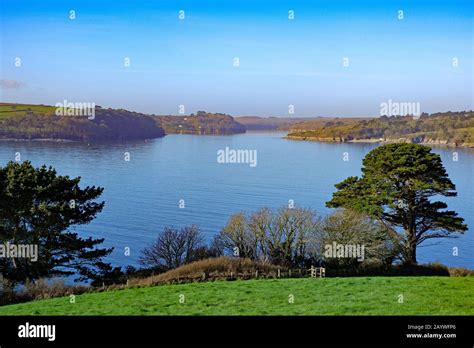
(285, 135, 474, 148)
(0, 138, 76, 143)
(0, 137, 163, 143)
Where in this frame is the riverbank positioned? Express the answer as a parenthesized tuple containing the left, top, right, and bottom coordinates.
(285, 135, 474, 148)
(0, 138, 76, 142)
(286, 111, 474, 148)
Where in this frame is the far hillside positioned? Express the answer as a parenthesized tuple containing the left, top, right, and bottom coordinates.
(155, 111, 246, 135)
(289, 117, 370, 131)
(235, 116, 325, 130)
(0, 103, 165, 141)
(287, 111, 474, 147)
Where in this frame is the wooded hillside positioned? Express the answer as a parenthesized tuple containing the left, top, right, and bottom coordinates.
(0, 103, 165, 141)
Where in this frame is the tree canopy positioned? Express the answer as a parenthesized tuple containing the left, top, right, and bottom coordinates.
(326, 143, 467, 264)
(0, 161, 114, 283)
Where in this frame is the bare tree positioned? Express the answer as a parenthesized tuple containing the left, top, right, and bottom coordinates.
(220, 206, 320, 267)
(265, 207, 319, 266)
(248, 208, 272, 261)
(219, 212, 257, 259)
(317, 209, 402, 268)
(181, 225, 204, 263)
(139, 227, 175, 269)
(139, 225, 204, 270)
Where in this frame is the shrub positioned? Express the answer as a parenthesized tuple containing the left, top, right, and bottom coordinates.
(317, 209, 402, 269)
(218, 207, 321, 267)
(448, 267, 474, 277)
(0, 278, 89, 306)
(0, 278, 17, 305)
(19, 278, 89, 300)
(324, 262, 451, 277)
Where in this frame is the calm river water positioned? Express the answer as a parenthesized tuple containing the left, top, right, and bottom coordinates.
(0, 132, 472, 269)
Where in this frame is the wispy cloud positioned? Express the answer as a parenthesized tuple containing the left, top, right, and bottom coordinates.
(0, 79, 27, 89)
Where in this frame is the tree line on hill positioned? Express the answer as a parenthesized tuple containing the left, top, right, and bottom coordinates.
(0, 104, 248, 141)
(155, 111, 246, 135)
(288, 111, 474, 146)
(0, 106, 165, 141)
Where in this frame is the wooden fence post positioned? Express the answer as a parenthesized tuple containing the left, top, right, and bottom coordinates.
(278, 269, 281, 278)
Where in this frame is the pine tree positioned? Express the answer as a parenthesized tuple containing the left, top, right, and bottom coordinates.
(0, 161, 113, 284)
(326, 143, 467, 264)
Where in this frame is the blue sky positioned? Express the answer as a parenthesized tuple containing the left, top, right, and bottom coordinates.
(0, 0, 472, 116)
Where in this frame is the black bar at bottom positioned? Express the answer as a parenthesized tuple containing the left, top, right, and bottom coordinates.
(0, 316, 472, 346)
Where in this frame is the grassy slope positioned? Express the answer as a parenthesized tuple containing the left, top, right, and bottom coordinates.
(0, 104, 56, 118)
(0, 277, 473, 316)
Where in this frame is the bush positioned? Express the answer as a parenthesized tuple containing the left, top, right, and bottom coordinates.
(218, 207, 321, 267)
(0, 278, 18, 305)
(20, 278, 89, 300)
(448, 267, 474, 277)
(0, 278, 89, 306)
(324, 262, 451, 277)
(318, 209, 402, 269)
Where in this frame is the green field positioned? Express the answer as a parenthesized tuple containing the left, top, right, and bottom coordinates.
(0, 103, 56, 118)
(0, 277, 472, 315)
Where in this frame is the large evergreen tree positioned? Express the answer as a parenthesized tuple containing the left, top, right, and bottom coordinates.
(326, 143, 467, 264)
(0, 161, 113, 283)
